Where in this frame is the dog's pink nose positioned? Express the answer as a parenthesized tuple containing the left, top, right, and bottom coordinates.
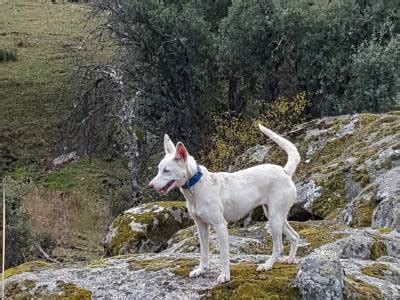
(148, 181, 154, 188)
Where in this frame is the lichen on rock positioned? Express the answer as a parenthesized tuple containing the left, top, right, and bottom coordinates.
(203, 262, 298, 299)
(4, 261, 52, 279)
(102, 201, 193, 256)
(343, 276, 383, 299)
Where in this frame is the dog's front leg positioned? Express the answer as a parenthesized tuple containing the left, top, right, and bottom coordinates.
(214, 222, 230, 284)
(189, 217, 209, 278)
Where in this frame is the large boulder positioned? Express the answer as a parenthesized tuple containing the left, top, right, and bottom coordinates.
(101, 201, 193, 256)
(295, 249, 344, 299)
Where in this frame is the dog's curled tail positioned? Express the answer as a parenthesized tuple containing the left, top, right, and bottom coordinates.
(258, 124, 301, 178)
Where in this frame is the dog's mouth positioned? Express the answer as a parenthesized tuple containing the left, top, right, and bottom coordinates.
(159, 180, 175, 195)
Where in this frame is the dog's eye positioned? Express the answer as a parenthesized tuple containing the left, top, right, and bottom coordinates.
(164, 168, 170, 173)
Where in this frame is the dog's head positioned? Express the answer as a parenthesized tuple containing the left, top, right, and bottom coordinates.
(148, 134, 192, 195)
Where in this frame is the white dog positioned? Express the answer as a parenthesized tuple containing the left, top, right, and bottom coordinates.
(149, 125, 300, 283)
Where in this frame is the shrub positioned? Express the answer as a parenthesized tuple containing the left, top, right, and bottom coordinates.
(0, 49, 17, 63)
(201, 92, 309, 171)
(349, 34, 400, 112)
(1, 177, 33, 268)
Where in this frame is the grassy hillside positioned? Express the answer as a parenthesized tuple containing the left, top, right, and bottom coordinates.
(0, 0, 128, 265)
(0, 0, 91, 175)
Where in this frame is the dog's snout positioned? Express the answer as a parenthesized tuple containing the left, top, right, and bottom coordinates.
(148, 181, 154, 188)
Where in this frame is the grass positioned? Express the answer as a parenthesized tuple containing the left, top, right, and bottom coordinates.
(0, 0, 122, 264)
(0, 0, 88, 174)
(24, 157, 128, 262)
(0, 0, 113, 176)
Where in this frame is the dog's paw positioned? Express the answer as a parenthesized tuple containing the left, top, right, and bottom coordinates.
(279, 256, 296, 264)
(189, 267, 206, 278)
(256, 263, 273, 272)
(217, 273, 230, 284)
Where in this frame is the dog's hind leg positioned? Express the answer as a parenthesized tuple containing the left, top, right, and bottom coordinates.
(280, 220, 299, 264)
(214, 222, 231, 283)
(257, 212, 284, 272)
(189, 217, 210, 278)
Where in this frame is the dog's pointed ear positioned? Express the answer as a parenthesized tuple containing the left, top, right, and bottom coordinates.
(164, 134, 175, 154)
(175, 142, 188, 160)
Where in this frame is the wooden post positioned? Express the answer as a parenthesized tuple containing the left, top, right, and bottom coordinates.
(1, 177, 5, 299)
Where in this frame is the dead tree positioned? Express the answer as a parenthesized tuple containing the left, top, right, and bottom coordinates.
(65, 63, 143, 206)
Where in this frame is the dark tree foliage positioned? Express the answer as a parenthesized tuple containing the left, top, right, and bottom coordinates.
(217, 0, 399, 116)
(73, 0, 399, 203)
(94, 0, 218, 152)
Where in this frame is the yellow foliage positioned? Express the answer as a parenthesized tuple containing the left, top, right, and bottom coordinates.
(201, 93, 309, 171)
(266, 92, 310, 132)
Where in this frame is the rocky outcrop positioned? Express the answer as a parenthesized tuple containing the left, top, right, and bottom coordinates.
(5, 224, 399, 299)
(164, 221, 347, 257)
(101, 201, 193, 256)
(5, 112, 400, 299)
(231, 112, 400, 229)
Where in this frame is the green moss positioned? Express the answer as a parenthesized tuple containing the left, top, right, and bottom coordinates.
(87, 258, 109, 268)
(128, 257, 197, 276)
(170, 258, 198, 276)
(107, 213, 141, 256)
(313, 172, 346, 219)
(343, 276, 383, 299)
(378, 227, 391, 234)
(377, 115, 398, 124)
(56, 282, 93, 299)
(358, 114, 380, 127)
(106, 202, 192, 256)
(361, 263, 389, 280)
(290, 222, 347, 256)
(352, 168, 370, 188)
(203, 262, 298, 299)
(5, 280, 36, 298)
(149, 201, 187, 208)
(130, 257, 174, 272)
(370, 239, 388, 260)
(4, 261, 51, 279)
(350, 200, 374, 228)
(312, 134, 354, 165)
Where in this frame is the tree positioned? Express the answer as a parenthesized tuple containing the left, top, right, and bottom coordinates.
(349, 34, 400, 112)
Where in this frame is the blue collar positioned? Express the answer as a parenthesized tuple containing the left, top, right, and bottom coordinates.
(182, 165, 203, 189)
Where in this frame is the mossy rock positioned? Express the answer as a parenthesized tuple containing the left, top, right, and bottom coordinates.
(343, 276, 383, 299)
(4, 261, 52, 279)
(370, 239, 388, 260)
(166, 221, 347, 258)
(127, 256, 198, 276)
(5, 280, 36, 298)
(86, 258, 109, 268)
(55, 281, 93, 299)
(361, 263, 389, 280)
(103, 201, 193, 256)
(349, 199, 375, 228)
(377, 227, 392, 234)
(202, 262, 298, 299)
(312, 171, 346, 219)
(290, 221, 347, 257)
(5, 279, 92, 299)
